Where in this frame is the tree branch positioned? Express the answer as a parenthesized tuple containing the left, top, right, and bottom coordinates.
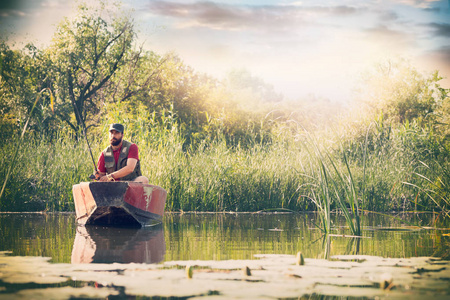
(119, 55, 169, 102)
(81, 23, 132, 102)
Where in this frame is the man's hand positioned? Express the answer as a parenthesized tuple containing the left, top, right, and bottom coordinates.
(94, 171, 106, 181)
(98, 175, 109, 182)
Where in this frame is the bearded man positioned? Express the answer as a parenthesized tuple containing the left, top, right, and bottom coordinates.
(94, 123, 149, 184)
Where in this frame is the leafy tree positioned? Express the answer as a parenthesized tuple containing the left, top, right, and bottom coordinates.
(48, 2, 135, 133)
(0, 40, 55, 136)
(108, 49, 167, 105)
(225, 69, 283, 105)
(357, 59, 447, 124)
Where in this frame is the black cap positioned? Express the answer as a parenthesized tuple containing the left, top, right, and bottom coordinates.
(109, 123, 124, 133)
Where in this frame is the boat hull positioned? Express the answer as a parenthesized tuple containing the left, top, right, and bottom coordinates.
(73, 182, 166, 227)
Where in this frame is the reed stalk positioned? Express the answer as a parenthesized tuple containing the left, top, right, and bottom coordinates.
(0, 102, 447, 216)
(403, 160, 450, 219)
(0, 88, 53, 203)
(300, 126, 369, 236)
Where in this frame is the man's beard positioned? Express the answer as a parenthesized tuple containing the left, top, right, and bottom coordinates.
(111, 137, 122, 146)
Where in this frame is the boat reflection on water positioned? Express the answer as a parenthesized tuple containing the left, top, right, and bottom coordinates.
(71, 225, 165, 264)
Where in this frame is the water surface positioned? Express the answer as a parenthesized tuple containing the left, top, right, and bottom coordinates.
(0, 212, 448, 264)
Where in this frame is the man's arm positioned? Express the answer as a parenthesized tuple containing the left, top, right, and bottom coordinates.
(94, 152, 107, 180)
(100, 158, 137, 181)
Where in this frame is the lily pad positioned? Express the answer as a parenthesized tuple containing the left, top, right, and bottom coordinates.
(1, 252, 449, 299)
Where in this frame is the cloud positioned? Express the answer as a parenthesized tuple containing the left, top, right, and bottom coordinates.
(379, 10, 399, 21)
(0, 0, 28, 18)
(430, 45, 450, 63)
(41, 0, 66, 9)
(0, 9, 27, 18)
(428, 22, 450, 37)
(365, 24, 410, 41)
(422, 7, 441, 13)
(0, 0, 26, 10)
(147, 1, 361, 32)
(360, 24, 418, 56)
(392, 0, 441, 9)
(0, 0, 52, 19)
(418, 45, 450, 88)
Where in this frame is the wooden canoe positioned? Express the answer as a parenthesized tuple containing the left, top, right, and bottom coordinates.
(73, 182, 167, 227)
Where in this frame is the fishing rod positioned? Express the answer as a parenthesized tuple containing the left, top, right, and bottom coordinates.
(75, 108, 96, 171)
(78, 114, 98, 180)
(69, 96, 97, 179)
(66, 69, 98, 180)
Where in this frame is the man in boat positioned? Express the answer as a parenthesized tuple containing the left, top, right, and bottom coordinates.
(94, 123, 149, 184)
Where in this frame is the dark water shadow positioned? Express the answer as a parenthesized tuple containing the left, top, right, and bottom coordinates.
(71, 224, 165, 264)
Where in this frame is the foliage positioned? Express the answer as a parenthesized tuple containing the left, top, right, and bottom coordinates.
(405, 160, 450, 218)
(0, 88, 54, 204)
(356, 59, 447, 125)
(0, 41, 56, 135)
(0, 2, 448, 218)
(0, 0, 339, 148)
(0, 133, 94, 211)
(48, 1, 136, 133)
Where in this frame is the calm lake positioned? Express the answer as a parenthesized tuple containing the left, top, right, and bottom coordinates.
(0, 212, 448, 264)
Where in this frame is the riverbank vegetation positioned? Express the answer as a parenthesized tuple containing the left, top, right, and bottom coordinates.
(0, 2, 448, 220)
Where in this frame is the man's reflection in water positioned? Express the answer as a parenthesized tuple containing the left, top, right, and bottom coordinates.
(71, 225, 165, 264)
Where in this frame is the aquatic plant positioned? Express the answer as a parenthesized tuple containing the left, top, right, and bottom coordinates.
(0, 88, 54, 204)
(404, 160, 450, 219)
(301, 145, 332, 234)
(0, 101, 448, 217)
(0, 134, 94, 211)
(301, 134, 363, 236)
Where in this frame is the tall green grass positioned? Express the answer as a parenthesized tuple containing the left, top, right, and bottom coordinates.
(142, 140, 305, 211)
(0, 88, 54, 203)
(297, 130, 365, 236)
(0, 108, 447, 216)
(404, 160, 450, 219)
(0, 133, 93, 211)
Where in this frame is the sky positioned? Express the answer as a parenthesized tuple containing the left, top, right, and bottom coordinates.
(1, 0, 449, 102)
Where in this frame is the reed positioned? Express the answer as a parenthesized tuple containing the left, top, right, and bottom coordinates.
(141, 139, 305, 212)
(327, 146, 361, 236)
(0, 134, 94, 211)
(0, 88, 53, 203)
(404, 160, 450, 219)
(300, 137, 332, 234)
(0, 106, 447, 216)
(298, 130, 364, 236)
